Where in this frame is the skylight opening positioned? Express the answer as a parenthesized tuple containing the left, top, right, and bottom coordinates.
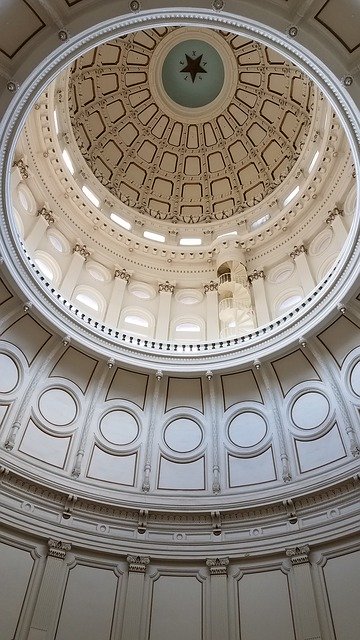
(53, 110, 59, 135)
(124, 315, 149, 328)
(62, 149, 74, 175)
(82, 185, 100, 208)
(75, 293, 99, 311)
(144, 230, 165, 243)
(179, 238, 202, 246)
(175, 322, 201, 332)
(34, 258, 54, 281)
(250, 213, 270, 230)
(308, 151, 320, 173)
(283, 185, 300, 207)
(217, 231, 237, 239)
(110, 212, 131, 230)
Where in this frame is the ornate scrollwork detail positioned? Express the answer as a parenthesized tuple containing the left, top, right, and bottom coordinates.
(159, 281, 175, 294)
(206, 557, 229, 575)
(48, 539, 71, 559)
(12, 158, 29, 179)
(204, 280, 218, 293)
(286, 545, 310, 565)
(289, 244, 307, 260)
(248, 269, 265, 283)
(114, 268, 130, 283)
(37, 207, 55, 225)
(326, 206, 343, 225)
(126, 555, 150, 573)
(73, 243, 91, 261)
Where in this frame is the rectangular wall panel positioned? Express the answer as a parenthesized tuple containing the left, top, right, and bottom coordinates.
(238, 569, 295, 640)
(55, 564, 118, 640)
(0, 541, 34, 640)
(323, 551, 360, 640)
(148, 575, 203, 640)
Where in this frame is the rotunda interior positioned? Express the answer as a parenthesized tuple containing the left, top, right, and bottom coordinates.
(0, 2, 359, 640)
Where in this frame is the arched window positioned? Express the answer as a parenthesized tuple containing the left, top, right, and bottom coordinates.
(34, 251, 62, 287)
(73, 286, 106, 320)
(119, 307, 155, 338)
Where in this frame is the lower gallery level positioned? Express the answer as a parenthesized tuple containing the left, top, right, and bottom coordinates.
(0, 1, 359, 639)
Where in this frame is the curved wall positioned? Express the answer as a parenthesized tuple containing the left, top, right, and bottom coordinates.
(0, 1, 359, 640)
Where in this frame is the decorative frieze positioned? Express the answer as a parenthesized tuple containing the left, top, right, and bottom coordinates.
(73, 243, 91, 261)
(127, 555, 150, 573)
(289, 244, 307, 260)
(286, 544, 310, 565)
(158, 280, 175, 294)
(48, 538, 71, 560)
(326, 206, 344, 225)
(37, 206, 55, 225)
(204, 280, 218, 293)
(206, 557, 229, 575)
(12, 158, 29, 179)
(248, 269, 265, 283)
(114, 268, 131, 283)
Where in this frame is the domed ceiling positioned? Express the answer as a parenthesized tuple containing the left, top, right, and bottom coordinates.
(68, 27, 315, 224)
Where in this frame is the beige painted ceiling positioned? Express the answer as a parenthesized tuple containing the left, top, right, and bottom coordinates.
(68, 27, 316, 225)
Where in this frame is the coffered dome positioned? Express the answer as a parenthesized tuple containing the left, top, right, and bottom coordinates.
(68, 27, 316, 224)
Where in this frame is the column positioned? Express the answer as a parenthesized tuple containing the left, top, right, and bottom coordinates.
(326, 207, 347, 252)
(155, 281, 174, 341)
(105, 268, 130, 327)
(204, 281, 219, 340)
(290, 245, 315, 294)
(121, 555, 150, 640)
(206, 558, 229, 640)
(286, 545, 322, 640)
(28, 539, 72, 640)
(248, 270, 270, 326)
(61, 243, 90, 299)
(25, 207, 55, 253)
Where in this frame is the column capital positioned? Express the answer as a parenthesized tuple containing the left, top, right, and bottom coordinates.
(114, 268, 130, 283)
(37, 206, 55, 225)
(286, 544, 310, 565)
(47, 539, 72, 559)
(206, 557, 229, 575)
(126, 555, 150, 573)
(248, 269, 265, 283)
(289, 244, 307, 261)
(326, 206, 344, 224)
(73, 243, 91, 261)
(204, 280, 218, 293)
(12, 158, 29, 179)
(158, 281, 175, 294)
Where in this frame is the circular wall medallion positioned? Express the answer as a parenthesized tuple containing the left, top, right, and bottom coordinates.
(291, 392, 330, 429)
(39, 388, 77, 426)
(164, 418, 203, 453)
(100, 410, 139, 445)
(0, 354, 19, 393)
(162, 39, 224, 108)
(228, 412, 267, 447)
(350, 361, 360, 397)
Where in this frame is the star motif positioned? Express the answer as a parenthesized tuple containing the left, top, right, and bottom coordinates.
(180, 54, 207, 83)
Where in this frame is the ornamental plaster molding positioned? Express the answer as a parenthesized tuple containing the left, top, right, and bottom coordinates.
(326, 206, 344, 224)
(37, 206, 55, 225)
(48, 538, 72, 559)
(206, 557, 229, 575)
(73, 243, 91, 261)
(127, 555, 150, 572)
(248, 269, 265, 283)
(12, 158, 29, 179)
(114, 268, 131, 283)
(158, 281, 175, 294)
(289, 244, 307, 260)
(204, 280, 218, 293)
(286, 544, 310, 565)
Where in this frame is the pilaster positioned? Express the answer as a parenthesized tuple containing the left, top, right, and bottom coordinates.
(155, 281, 175, 341)
(248, 270, 270, 326)
(61, 243, 90, 300)
(286, 545, 322, 640)
(206, 558, 229, 640)
(121, 555, 150, 640)
(105, 268, 131, 327)
(289, 245, 315, 295)
(204, 281, 219, 340)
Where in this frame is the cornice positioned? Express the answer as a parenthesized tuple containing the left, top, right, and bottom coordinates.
(1, 464, 360, 557)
